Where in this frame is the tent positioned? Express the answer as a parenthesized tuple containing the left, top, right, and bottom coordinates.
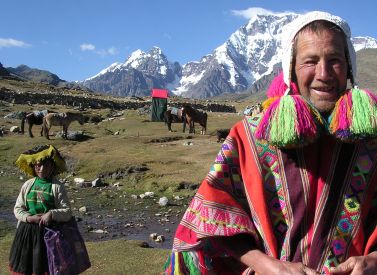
(151, 89, 168, 122)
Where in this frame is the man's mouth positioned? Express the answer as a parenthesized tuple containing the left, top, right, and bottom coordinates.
(311, 87, 338, 98)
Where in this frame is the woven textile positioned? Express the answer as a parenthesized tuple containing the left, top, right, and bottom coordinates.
(165, 116, 377, 274)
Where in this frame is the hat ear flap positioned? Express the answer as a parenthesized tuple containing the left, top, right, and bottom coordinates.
(329, 88, 377, 140)
(255, 95, 325, 148)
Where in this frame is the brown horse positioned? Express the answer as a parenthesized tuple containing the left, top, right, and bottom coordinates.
(20, 110, 54, 137)
(163, 107, 186, 132)
(43, 112, 86, 139)
(181, 105, 207, 134)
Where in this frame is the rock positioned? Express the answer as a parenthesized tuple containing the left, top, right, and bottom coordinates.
(149, 233, 158, 240)
(74, 178, 85, 184)
(131, 194, 138, 199)
(156, 235, 165, 243)
(91, 178, 105, 187)
(139, 241, 151, 248)
(90, 229, 108, 234)
(10, 126, 20, 133)
(144, 191, 154, 197)
(158, 197, 169, 206)
(79, 206, 87, 213)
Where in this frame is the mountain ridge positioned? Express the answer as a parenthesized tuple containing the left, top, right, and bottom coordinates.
(81, 11, 377, 98)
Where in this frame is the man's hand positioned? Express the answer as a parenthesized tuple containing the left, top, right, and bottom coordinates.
(26, 214, 42, 224)
(240, 249, 320, 275)
(331, 252, 377, 274)
(39, 211, 52, 227)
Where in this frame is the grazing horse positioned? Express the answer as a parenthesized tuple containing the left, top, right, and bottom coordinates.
(163, 107, 186, 132)
(43, 112, 86, 139)
(181, 105, 208, 135)
(20, 110, 53, 138)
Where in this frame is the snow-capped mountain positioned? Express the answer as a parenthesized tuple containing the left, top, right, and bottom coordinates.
(175, 12, 298, 98)
(81, 47, 181, 97)
(81, 11, 377, 98)
(351, 36, 377, 51)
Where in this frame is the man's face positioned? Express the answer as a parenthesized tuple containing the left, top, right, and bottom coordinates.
(294, 29, 348, 114)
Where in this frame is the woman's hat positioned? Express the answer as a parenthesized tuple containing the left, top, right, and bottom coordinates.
(15, 144, 67, 176)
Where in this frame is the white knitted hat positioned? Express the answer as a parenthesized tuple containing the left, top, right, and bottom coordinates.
(281, 11, 357, 95)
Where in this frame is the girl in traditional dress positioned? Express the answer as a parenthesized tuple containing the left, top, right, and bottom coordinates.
(9, 144, 72, 275)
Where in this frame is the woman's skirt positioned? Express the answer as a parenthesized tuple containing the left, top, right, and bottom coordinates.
(9, 222, 49, 275)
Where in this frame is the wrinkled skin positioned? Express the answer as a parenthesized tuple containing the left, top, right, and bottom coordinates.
(294, 29, 348, 114)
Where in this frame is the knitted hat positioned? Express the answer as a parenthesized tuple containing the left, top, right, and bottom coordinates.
(15, 145, 67, 176)
(281, 11, 357, 95)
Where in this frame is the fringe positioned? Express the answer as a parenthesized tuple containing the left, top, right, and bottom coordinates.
(255, 95, 323, 148)
(329, 88, 377, 140)
(164, 251, 204, 275)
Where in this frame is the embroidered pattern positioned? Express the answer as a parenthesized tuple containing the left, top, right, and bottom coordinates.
(247, 116, 290, 260)
(322, 142, 377, 273)
(180, 194, 257, 238)
(207, 139, 244, 198)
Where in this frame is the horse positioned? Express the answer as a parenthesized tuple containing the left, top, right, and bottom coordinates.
(163, 107, 186, 132)
(20, 110, 54, 138)
(43, 112, 86, 139)
(181, 105, 208, 135)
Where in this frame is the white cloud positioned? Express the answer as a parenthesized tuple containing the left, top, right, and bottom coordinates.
(106, 47, 118, 55)
(80, 43, 96, 51)
(0, 38, 30, 48)
(163, 33, 172, 40)
(231, 7, 294, 19)
(79, 43, 118, 57)
(95, 47, 118, 57)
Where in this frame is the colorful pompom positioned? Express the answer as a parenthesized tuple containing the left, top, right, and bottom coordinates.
(329, 88, 377, 140)
(266, 72, 299, 98)
(255, 95, 324, 148)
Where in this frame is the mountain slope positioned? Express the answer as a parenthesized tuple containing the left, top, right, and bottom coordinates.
(81, 47, 181, 96)
(79, 11, 377, 98)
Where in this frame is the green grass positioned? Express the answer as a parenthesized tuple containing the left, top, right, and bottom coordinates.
(0, 101, 244, 274)
(0, 234, 169, 275)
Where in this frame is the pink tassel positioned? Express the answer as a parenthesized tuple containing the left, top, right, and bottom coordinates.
(266, 72, 299, 98)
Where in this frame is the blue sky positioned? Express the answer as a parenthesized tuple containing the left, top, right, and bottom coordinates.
(1, 0, 376, 82)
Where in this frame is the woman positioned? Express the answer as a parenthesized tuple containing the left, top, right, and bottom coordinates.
(9, 144, 72, 275)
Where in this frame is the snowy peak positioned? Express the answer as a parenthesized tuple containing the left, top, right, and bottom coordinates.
(81, 11, 377, 98)
(81, 47, 182, 97)
(352, 36, 377, 51)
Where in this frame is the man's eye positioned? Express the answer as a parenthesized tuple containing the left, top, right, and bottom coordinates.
(304, 60, 316, 65)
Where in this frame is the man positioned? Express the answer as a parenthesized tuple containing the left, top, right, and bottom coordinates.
(165, 11, 377, 275)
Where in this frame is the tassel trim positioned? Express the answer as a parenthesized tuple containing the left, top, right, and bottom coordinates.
(329, 88, 377, 140)
(255, 95, 324, 148)
(164, 251, 206, 275)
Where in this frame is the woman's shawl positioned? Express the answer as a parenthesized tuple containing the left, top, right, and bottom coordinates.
(164, 115, 377, 275)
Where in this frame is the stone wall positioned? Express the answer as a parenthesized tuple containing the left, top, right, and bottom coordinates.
(0, 88, 236, 113)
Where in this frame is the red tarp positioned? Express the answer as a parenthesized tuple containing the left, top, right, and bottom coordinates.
(151, 89, 168, 98)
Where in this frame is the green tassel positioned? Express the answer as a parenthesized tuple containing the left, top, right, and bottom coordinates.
(269, 95, 298, 146)
(163, 254, 171, 272)
(350, 89, 377, 137)
(182, 252, 201, 275)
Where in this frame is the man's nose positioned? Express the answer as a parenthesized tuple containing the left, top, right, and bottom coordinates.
(316, 61, 332, 81)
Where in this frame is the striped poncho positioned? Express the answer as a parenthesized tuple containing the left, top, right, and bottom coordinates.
(165, 115, 377, 274)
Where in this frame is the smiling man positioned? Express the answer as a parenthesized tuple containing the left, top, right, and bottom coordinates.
(165, 11, 377, 275)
